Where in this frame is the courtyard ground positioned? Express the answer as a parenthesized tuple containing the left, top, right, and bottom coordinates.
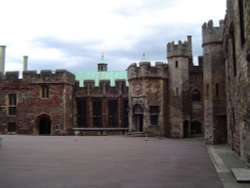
(0, 135, 223, 188)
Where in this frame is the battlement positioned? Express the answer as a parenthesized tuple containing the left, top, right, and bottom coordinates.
(75, 79, 128, 97)
(0, 69, 75, 84)
(167, 36, 192, 59)
(202, 20, 224, 46)
(127, 61, 168, 80)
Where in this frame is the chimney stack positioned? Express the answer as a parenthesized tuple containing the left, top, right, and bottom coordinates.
(23, 56, 28, 71)
(0, 45, 6, 74)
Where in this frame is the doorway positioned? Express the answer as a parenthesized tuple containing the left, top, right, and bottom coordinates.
(183, 121, 189, 138)
(133, 104, 144, 132)
(38, 115, 51, 135)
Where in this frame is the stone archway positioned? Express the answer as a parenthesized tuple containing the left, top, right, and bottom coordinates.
(37, 115, 51, 135)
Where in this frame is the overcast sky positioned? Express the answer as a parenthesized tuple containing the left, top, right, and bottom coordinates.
(0, 0, 226, 73)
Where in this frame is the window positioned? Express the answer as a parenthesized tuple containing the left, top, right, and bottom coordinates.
(92, 101, 102, 127)
(77, 99, 87, 127)
(41, 85, 49, 98)
(192, 89, 201, 101)
(8, 94, 17, 115)
(238, 0, 245, 46)
(108, 100, 118, 128)
(176, 88, 179, 96)
(150, 106, 160, 126)
(8, 122, 16, 132)
(230, 26, 237, 77)
(123, 100, 129, 128)
(175, 61, 178, 68)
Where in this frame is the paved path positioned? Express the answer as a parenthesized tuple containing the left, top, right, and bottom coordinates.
(0, 135, 223, 188)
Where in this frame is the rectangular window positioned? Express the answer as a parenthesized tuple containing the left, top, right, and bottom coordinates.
(123, 100, 129, 128)
(42, 85, 49, 98)
(206, 84, 209, 99)
(175, 61, 178, 68)
(8, 94, 17, 115)
(8, 122, 16, 132)
(92, 101, 102, 127)
(108, 100, 118, 128)
(176, 88, 179, 96)
(150, 106, 160, 126)
(230, 26, 237, 77)
(77, 99, 87, 127)
(238, 0, 245, 46)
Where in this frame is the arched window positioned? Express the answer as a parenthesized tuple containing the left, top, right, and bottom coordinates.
(192, 89, 201, 101)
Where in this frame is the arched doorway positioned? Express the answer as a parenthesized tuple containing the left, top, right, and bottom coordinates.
(190, 121, 202, 137)
(38, 115, 51, 135)
(133, 104, 144, 132)
(183, 121, 189, 138)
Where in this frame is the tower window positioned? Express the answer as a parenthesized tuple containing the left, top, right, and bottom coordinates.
(192, 89, 201, 101)
(238, 0, 245, 46)
(150, 106, 160, 126)
(175, 61, 178, 68)
(176, 88, 179, 96)
(41, 85, 49, 98)
(8, 122, 17, 132)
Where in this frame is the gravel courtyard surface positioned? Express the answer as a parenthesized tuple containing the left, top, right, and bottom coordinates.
(0, 135, 222, 188)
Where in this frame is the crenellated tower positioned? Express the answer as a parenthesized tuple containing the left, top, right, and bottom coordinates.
(127, 61, 168, 136)
(167, 36, 192, 138)
(202, 20, 226, 144)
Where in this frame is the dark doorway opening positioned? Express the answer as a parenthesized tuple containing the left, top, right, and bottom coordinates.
(133, 104, 144, 132)
(38, 115, 51, 135)
(183, 121, 189, 138)
(136, 114, 144, 132)
(191, 121, 202, 137)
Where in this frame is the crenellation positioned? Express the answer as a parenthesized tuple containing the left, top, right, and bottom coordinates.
(5, 71, 19, 80)
(202, 20, 224, 46)
(167, 36, 192, 59)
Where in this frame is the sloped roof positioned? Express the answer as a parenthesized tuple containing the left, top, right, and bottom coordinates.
(74, 71, 128, 87)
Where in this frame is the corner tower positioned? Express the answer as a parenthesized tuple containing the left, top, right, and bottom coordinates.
(167, 36, 192, 137)
(202, 20, 226, 144)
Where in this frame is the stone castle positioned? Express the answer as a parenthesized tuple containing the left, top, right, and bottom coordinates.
(0, 0, 249, 165)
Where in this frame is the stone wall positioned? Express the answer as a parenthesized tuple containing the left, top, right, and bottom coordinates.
(224, 0, 250, 164)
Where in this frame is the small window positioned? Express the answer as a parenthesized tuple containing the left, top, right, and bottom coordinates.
(176, 88, 179, 96)
(175, 61, 178, 68)
(192, 89, 201, 101)
(8, 94, 17, 115)
(238, 0, 245, 46)
(42, 85, 49, 98)
(8, 122, 16, 132)
(150, 106, 160, 126)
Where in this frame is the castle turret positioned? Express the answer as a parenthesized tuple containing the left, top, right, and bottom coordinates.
(0, 45, 6, 74)
(97, 54, 107, 72)
(202, 20, 226, 144)
(167, 36, 192, 138)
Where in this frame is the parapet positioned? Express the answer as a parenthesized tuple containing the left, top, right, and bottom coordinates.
(202, 20, 224, 47)
(5, 71, 19, 80)
(22, 69, 75, 84)
(167, 36, 192, 59)
(127, 61, 168, 80)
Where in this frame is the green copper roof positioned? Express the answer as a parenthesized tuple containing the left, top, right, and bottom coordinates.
(74, 71, 128, 87)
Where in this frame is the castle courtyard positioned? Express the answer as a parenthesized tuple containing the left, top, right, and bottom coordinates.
(0, 135, 223, 188)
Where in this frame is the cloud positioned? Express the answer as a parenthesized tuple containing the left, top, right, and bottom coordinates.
(0, 0, 226, 73)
